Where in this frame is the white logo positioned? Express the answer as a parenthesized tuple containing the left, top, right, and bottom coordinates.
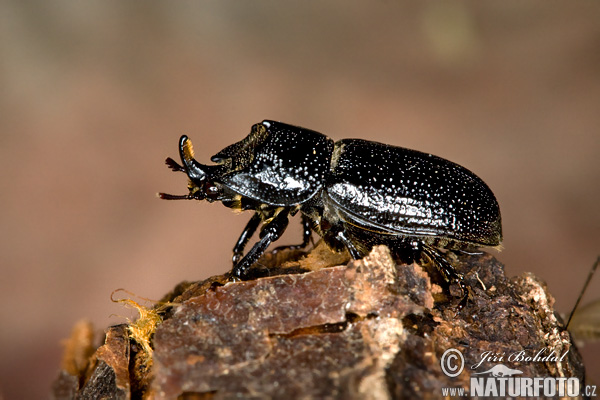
(473, 364, 523, 377)
(440, 348, 464, 378)
(439, 348, 594, 397)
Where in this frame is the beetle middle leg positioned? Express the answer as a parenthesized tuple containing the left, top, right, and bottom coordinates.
(272, 214, 313, 254)
(232, 209, 291, 280)
(321, 222, 363, 259)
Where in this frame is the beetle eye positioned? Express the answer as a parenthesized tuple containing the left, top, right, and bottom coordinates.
(205, 183, 220, 200)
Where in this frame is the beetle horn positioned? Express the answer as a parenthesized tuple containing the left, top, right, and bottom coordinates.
(178, 135, 212, 181)
(158, 135, 215, 201)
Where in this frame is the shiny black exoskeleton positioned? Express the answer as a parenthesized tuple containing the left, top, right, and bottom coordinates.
(160, 120, 502, 296)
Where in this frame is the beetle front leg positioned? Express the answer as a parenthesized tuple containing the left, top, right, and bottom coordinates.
(232, 210, 290, 280)
(232, 212, 262, 265)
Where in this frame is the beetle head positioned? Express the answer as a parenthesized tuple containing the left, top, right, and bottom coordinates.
(159, 135, 224, 202)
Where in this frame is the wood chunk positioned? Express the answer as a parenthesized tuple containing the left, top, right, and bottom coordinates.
(51, 324, 132, 400)
(60, 320, 95, 377)
(52, 245, 587, 399)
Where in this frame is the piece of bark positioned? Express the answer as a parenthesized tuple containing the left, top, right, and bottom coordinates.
(52, 324, 131, 400)
(52, 244, 586, 399)
(52, 320, 96, 398)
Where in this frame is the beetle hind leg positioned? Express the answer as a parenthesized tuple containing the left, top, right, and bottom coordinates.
(418, 243, 469, 308)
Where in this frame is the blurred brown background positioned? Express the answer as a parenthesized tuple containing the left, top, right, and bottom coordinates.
(1, 1, 599, 398)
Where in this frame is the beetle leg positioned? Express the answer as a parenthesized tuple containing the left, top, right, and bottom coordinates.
(232, 209, 290, 280)
(331, 226, 362, 259)
(272, 214, 313, 253)
(232, 212, 262, 265)
(420, 244, 469, 307)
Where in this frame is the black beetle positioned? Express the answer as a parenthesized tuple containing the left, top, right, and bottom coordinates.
(160, 120, 502, 295)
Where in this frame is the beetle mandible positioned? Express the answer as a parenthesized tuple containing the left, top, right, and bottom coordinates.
(159, 120, 502, 295)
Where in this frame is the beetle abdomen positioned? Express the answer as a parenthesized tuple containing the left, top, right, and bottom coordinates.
(326, 139, 502, 247)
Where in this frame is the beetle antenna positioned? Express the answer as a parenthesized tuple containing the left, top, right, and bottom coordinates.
(165, 157, 184, 172)
(566, 256, 600, 329)
(158, 193, 193, 200)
